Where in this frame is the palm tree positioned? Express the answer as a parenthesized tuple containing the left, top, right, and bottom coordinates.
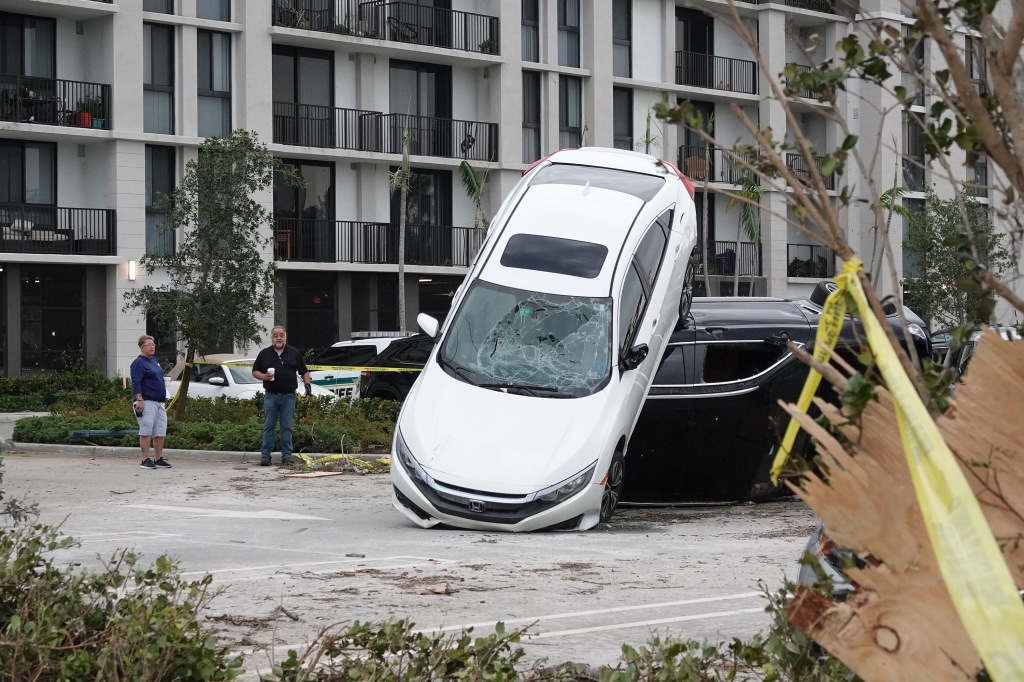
(726, 176, 762, 296)
(458, 160, 489, 231)
(698, 112, 715, 295)
(389, 125, 413, 332)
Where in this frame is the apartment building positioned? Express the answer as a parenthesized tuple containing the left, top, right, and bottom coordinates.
(0, 0, 1007, 376)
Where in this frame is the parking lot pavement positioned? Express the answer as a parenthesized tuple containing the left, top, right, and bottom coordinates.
(1, 451, 819, 676)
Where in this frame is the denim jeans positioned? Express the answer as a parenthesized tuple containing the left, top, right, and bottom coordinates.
(262, 391, 296, 459)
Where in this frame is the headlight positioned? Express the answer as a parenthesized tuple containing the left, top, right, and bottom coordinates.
(395, 430, 428, 484)
(535, 462, 597, 504)
(907, 323, 927, 340)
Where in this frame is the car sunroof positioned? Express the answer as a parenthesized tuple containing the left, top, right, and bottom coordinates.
(530, 164, 665, 202)
(500, 233, 608, 278)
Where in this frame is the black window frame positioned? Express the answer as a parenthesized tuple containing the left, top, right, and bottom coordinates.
(557, 0, 580, 68)
(143, 22, 175, 134)
(197, 29, 232, 138)
(613, 87, 633, 151)
(618, 261, 648, 353)
(196, 0, 231, 21)
(612, 0, 632, 78)
(522, 71, 541, 164)
(0, 12, 56, 79)
(0, 139, 56, 206)
(559, 75, 582, 148)
(633, 209, 671, 291)
(143, 0, 175, 14)
(522, 0, 539, 62)
(145, 145, 175, 256)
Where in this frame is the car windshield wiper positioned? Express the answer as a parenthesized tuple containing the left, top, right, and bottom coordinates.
(477, 382, 563, 397)
(437, 355, 477, 383)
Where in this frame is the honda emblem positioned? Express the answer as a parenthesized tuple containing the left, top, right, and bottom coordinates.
(468, 499, 486, 513)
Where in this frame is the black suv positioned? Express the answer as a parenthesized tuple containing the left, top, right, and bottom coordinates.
(357, 334, 435, 400)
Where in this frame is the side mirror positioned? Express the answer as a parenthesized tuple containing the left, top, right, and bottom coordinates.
(417, 312, 440, 339)
(619, 343, 649, 371)
(208, 376, 227, 386)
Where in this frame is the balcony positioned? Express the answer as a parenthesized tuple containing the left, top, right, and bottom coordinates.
(785, 0, 837, 12)
(785, 153, 836, 190)
(0, 205, 117, 256)
(274, 218, 485, 267)
(678, 146, 759, 185)
(271, 0, 500, 55)
(698, 240, 763, 276)
(272, 103, 498, 161)
(791, 64, 816, 99)
(787, 243, 835, 278)
(0, 76, 111, 130)
(675, 51, 757, 95)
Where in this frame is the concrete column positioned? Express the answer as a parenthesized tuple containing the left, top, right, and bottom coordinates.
(759, 10, 792, 296)
(583, 2, 612, 145)
(84, 266, 107, 370)
(5, 266, 21, 375)
(337, 273, 353, 341)
(179, 24, 198, 138)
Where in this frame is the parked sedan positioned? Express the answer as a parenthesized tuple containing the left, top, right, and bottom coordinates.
(623, 286, 931, 504)
(165, 355, 334, 401)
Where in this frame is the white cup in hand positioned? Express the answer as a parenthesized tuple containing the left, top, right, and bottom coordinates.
(267, 367, 276, 381)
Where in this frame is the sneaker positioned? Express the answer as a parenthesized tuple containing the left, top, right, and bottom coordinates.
(154, 457, 172, 468)
(260, 455, 271, 466)
(140, 458, 156, 470)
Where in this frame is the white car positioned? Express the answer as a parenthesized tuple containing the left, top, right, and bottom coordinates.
(308, 335, 409, 398)
(164, 354, 335, 401)
(391, 147, 698, 532)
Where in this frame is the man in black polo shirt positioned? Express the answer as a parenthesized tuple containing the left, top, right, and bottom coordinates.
(252, 326, 312, 466)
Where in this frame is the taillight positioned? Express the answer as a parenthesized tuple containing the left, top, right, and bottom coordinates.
(662, 159, 696, 200)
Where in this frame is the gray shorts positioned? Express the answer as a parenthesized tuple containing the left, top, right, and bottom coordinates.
(137, 401, 167, 437)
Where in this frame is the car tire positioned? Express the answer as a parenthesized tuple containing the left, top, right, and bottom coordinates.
(809, 279, 839, 307)
(599, 449, 625, 524)
(678, 252, 696, 325)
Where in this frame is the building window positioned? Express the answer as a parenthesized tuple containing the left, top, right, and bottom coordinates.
(143, 0, 175, 14)
(0, 13, 56, 79)
(198, 30, 231, 138)
(143, 23, 174, 134)
(559, 75, 582, 148)
(20, 265, 84, 373)
(966, 35, 987, 95)
(522, 71, 541, 163)
(613, 87, 632, 150)
(145, 145, 175, 256)
(272, 45, 334, 147)
(389, 60, 452, 156)
(522, 0, 539, 62)
(613, 0, 632, 78)
(196, 0, 230, 21)
(557, 0, 580, 68)
(0, 140, 55, 205)
(902, 112, 925, 191)
(286, 271, 337, 353)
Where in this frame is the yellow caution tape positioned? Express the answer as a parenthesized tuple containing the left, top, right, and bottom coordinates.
(776, 257, 1024, 680)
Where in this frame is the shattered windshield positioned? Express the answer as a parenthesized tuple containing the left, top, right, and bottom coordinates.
(439, 280, 612, 397)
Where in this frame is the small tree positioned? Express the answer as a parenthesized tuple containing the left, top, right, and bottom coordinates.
(725, 176, 761, 296)
(458, 160, 489, 231)
(904, 191, 1014, 328)
(389, 126, 413, 332)
(123, 130, 303, 419)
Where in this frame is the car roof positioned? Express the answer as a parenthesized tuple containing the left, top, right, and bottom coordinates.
(166, 354, 253, 379)
(545, 147, 676, 176)
(365, 334, 432, 365)
(687, 297, 815, 328)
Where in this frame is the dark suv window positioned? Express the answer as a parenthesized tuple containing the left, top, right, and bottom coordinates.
(392, 338, 434, 364)
(318, 345, 378, 366)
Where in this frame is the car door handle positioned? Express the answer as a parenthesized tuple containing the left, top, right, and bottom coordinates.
(765, 330, 791, 347)
(705, 326, 727, 337)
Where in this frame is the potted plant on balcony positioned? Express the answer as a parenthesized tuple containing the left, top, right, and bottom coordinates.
(76, 96, 104, 129)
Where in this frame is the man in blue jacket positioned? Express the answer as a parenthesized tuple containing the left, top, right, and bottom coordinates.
(130, 335, 171, 469)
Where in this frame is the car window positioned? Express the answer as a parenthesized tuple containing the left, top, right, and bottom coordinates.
(394, 339, 433, 364)
(633, 211, 670, 291)
(196, 365, 225, 384)
(228, 364, 260, 384)
(618, 262, 647, 350)
(652, 344, 695, 384)
(530, 164, 666, 202)
(500, 234, 608, 278)
(702, 343, 788, 383)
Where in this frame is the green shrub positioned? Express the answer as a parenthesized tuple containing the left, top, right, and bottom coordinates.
(0, 523, 243, 680)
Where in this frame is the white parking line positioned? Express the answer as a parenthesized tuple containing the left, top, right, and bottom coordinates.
(426, 590, 763, 632)
(524, 607, 765, 639)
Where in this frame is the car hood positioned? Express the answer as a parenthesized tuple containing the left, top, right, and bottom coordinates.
(400, 366, 610, 494)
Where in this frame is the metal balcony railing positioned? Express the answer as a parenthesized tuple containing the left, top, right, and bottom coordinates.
(271, 0, 500, 55)
(0, 76, 112, 130)
(791, 64, 817, 99)
(677, 145, 759, 185)
(785, 0, 837, 12)
(272, 102, 382, 151)
(274, 218, 485, 267)
(380, 114, 498, 161)
(787, 243, 836, 278)
(0, 205, 117, 256)
(785, 153, 836, 190)
(675, 51, 757, 94)
(697, 240, 763, 276)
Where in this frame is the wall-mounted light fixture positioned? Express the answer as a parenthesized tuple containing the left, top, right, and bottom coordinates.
(128, 260, 137, 281)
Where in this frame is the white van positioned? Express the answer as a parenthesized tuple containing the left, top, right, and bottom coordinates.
(391, 148, 698, 531)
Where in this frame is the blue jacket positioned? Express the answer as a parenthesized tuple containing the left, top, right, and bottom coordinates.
(131, 354, 166, 402)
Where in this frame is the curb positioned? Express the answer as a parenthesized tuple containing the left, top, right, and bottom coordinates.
(5, 443, 386, 465)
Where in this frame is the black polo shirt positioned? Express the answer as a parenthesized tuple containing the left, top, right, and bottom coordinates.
(252, 345, 308, 394)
